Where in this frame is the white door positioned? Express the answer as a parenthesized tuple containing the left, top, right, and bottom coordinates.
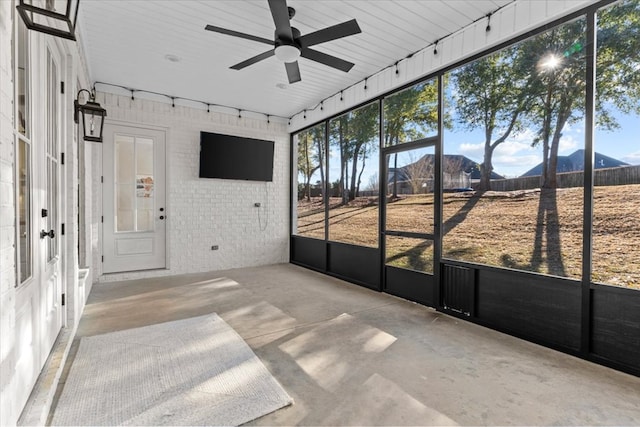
(41, 45, 64, 352)
(14, 39, 64, 414)
(103, 123, 166, 273)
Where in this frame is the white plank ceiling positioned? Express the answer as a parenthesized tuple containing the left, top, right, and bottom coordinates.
(78, 0, 513, 119)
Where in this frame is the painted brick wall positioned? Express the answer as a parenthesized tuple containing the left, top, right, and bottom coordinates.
(0, 1, 17, 425)
(95, 94, 290, 282)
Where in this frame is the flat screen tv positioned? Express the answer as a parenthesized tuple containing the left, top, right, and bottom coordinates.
(199, 131, 274, 182)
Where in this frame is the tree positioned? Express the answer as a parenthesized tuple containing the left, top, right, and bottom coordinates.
(330, 102, 379, 203)
(297, 130, 319, 201)
(452, 50, 533, 190)
(405, 153, 434, 194)
(519, 1, 640, 188)
(383, 80, 440, 197)
(517, 21, 587, 188)
(296, 124, 326, 200)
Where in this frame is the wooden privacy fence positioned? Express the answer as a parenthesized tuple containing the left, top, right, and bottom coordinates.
(479, 164, 640, 191)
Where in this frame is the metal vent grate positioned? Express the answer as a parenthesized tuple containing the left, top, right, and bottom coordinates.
(441, 264, 474, 316)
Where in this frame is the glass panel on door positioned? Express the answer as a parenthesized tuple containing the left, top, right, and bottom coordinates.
(114, 134, 155, 232)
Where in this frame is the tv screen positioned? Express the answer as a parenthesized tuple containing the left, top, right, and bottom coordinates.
(199, 131, 274, 182)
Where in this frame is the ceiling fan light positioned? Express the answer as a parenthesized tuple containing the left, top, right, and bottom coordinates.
(275, 45, 300, 63)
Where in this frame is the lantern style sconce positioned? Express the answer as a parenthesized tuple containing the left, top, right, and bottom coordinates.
(16, 0, 80, 41)
(74, 89, 107, 143)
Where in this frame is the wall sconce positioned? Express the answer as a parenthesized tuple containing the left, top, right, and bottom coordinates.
(74, 89, 107, 143)
(16, 0, 80, 41)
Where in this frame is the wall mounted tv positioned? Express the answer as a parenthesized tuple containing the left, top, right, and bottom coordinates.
(199, 131, 274, 182)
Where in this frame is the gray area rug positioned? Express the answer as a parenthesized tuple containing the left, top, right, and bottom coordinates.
(51, 313, 293, 426)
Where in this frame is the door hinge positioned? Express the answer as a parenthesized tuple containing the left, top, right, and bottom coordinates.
(61, 152, 65, 165)
(61, 293, 65, 306)
(101, 255, 104, 262)
(61, 223, 65, 235)
(101, 176, 104, 183)
(61, 81, 65, 94)
(101, 216, 104, 223)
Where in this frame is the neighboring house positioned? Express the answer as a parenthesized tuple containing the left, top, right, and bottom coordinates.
(521, 149, 629, 177)
(387, 154, 504, 193)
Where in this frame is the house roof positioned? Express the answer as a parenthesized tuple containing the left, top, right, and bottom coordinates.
(521, 149, 629, 177)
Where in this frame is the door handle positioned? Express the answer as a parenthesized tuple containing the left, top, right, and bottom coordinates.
(40, 229, 55, 239)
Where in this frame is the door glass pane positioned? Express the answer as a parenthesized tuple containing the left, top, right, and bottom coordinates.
(17, 18, 29, 137)
(46, 49, 59, 262)
(385, 146, 435, 234)
(137, 210, 153, 232)
(117, 211, 134, 232)
(18, 139, 32, 283)
(115, 134, 156, 232)
(135, 137, 154, 231)
(116, 135, 135, 182)
(386, 236, 434, 273)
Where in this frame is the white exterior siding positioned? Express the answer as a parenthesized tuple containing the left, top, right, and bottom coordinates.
(0, 1, 18, 425)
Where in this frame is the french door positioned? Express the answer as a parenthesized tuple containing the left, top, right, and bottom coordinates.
(15, 40, 64, 415)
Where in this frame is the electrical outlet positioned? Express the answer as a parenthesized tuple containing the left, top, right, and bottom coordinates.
(211, 245, 219, 250)
(254, 202, 261, 207)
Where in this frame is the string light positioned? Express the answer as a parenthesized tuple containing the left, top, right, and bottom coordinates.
(340, 90, 343, 101)
(93, 81, 285, 125)
(486, 13, 492, 32)
(238, 109, 242, 118)
(320, 101, 324, 111)
(267, 115, 270, 124)
(303, 109, 306, 119)
(364, 78, 368, 90)
(433, 39, 439, 55)
(395, 62, 399, 75)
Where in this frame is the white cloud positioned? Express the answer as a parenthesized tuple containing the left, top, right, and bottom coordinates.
(458, 142, 484, 159)
(622, 150, 640, 165)
(559, 134, 580, 154)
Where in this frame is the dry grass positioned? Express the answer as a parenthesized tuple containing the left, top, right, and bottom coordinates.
(296, 184, 640, 290)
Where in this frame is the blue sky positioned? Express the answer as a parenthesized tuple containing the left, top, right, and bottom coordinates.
(447, 111, 639, 178)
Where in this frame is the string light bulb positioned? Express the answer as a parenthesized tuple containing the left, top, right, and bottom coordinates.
(486, 13, 492, 32)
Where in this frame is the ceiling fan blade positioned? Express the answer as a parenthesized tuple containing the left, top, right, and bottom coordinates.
(285, 61, 301, 84)
(230, 50, 275, 70)
(205, 25, 273, 45)
(299, 19, 361, 48)
(268, 0, 293, 40)
(301, 48, 355, 73)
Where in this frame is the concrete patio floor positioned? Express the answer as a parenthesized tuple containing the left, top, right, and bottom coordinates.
(47, 263, 640, 426)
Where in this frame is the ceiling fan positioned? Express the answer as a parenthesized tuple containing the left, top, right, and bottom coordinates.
(205, 0, 362, 84)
